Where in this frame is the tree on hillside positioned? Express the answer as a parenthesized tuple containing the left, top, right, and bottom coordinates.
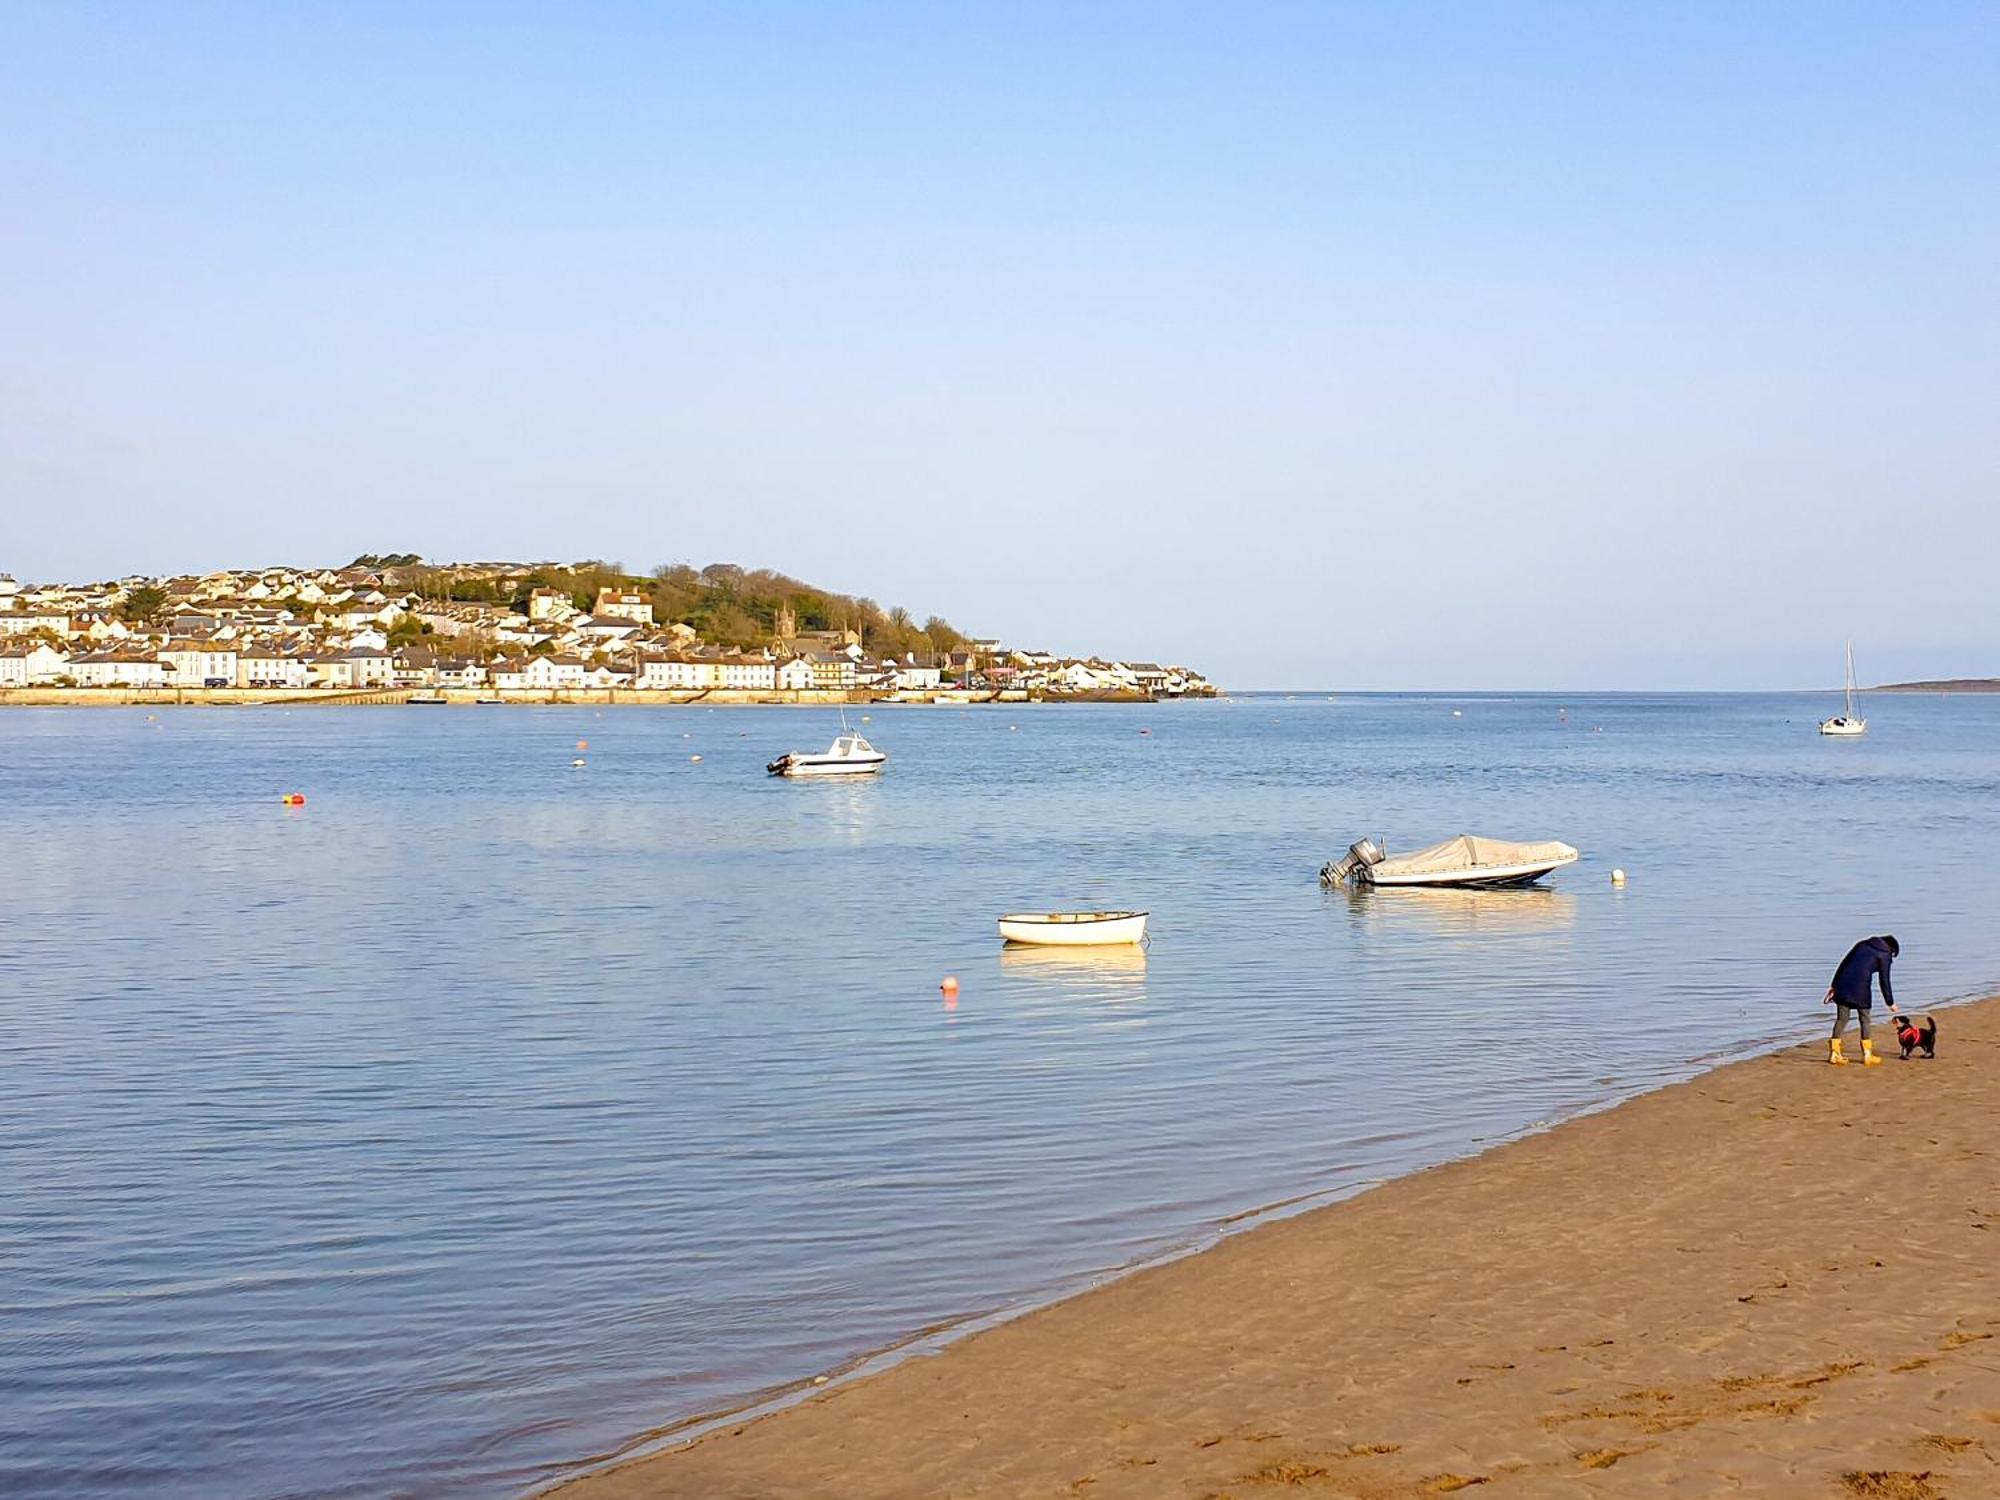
(117, 584, 169, 626)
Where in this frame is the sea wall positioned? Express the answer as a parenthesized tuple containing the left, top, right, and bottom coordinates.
(0, 687, 1171, 708)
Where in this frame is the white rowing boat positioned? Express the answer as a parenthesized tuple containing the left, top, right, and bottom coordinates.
(997, 911, 1149, 946)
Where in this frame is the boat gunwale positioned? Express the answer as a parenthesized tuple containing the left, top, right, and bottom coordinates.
(996, 910, 1149, 925)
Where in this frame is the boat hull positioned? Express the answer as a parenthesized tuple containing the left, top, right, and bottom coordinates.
(998, 912, 1149, 946)
(769, 755, 887, 778)
(1818, 717, 1866, 736)
(1361, 860, 1572, 889)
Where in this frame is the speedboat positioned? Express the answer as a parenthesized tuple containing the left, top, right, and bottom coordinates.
(1321, 835, 1580, 889)
(767, 732, 887, 778)
(998, 911, 1149, 946)
(1819, 640, 1866, 736)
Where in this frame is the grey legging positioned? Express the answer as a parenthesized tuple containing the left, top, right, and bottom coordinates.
(1830, 1004, 1872, 1041)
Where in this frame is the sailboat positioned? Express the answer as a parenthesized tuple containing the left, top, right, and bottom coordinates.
(1819, 641, 1866, 736)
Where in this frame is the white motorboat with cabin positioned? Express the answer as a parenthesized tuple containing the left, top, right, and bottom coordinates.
(1321, 835, 1580, 889)
(767, 730, 887, 778)
(997, 911, 1149, 946)
(1819, 640, 1867, 736)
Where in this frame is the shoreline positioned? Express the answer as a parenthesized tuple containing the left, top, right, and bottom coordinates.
(0, 687, 1188, 708)
(547, 994, 2000, 1499)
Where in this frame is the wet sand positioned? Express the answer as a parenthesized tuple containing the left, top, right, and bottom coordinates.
(552, 998, 2000, 1499)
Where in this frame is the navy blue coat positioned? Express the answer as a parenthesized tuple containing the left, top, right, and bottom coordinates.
(1830, 937, 1896, 1009)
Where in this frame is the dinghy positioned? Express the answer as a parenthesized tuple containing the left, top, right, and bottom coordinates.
(998, 911, 1149, 946)
(1321, 835, 1580, 889)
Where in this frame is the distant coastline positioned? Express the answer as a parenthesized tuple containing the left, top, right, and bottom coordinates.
(0, 686, 1183, 708)
(1873, 678, 2000, 693)
(0, 556, 1215, 702)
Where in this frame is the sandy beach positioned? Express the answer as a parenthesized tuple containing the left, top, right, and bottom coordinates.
(552, 996, 2000, 1500)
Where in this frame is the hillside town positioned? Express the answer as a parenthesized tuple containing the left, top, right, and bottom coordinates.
(0, 561, 1215, 701)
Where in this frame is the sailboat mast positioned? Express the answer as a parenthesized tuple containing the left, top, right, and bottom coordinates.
(1844, 640, 1857, 718)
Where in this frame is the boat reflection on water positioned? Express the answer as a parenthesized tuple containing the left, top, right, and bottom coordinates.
(1336, 883, 1579, 939)
(792, 777, 880, 843)
(997, 941, 1150, 993)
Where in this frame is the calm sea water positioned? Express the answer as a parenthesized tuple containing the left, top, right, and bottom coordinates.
(4, 694, 1998, 1498)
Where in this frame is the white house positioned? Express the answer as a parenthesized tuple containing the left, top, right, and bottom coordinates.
(0, 642, 70, 686)
(326, 599, 397, 631)
(593, 589, 654, 625)
(580, 662, 635, 689)
(776, 656, 816, 691)
(894, 656, 943, 692)
(493, 617, 553, 649)
(310, 655, 354, 689)
(719, 654, 777, 690)
(343, 648, 396, 687)
(1057, 661, 1111, 692)
(493, 654, 587, 691)
(434, 658, 487, 688)
(237, 646, 312, 689)
(487, 658, 529, 690)
(160, 641, 240, 688)
(69, 648, 167, 689)
(416, 602, 507, 637)
(636, 654, 703, 690)
(571, 616, 641, 647)
(526, 588, 575, 623)
(0, 608, 71, 637)
(71, 612, 133, 644)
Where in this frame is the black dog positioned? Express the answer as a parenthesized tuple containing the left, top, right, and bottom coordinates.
(1895, 1014, 1938, 1060)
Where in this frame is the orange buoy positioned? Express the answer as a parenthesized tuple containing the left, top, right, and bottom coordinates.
(577, 739, 588, 750)
(940, 975, 959, 995)
(280, 792, 306, 806)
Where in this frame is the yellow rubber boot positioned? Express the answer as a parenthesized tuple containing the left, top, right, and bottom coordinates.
(1828, 1038, 1847, 1065)
(1862, 1038, 1882, 1066)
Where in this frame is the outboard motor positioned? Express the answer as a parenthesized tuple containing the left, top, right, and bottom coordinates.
(1320, 837, 1386, 886)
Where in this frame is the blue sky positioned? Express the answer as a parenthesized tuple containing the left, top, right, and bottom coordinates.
(3, 2, 1995, 687)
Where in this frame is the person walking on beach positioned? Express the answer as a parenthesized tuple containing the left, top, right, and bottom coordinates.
(1824, 934, 1900, 1066)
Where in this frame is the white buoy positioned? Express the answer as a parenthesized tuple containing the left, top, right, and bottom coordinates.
(1611, 868, 1627, 886)
(572, 758, 586, 768)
